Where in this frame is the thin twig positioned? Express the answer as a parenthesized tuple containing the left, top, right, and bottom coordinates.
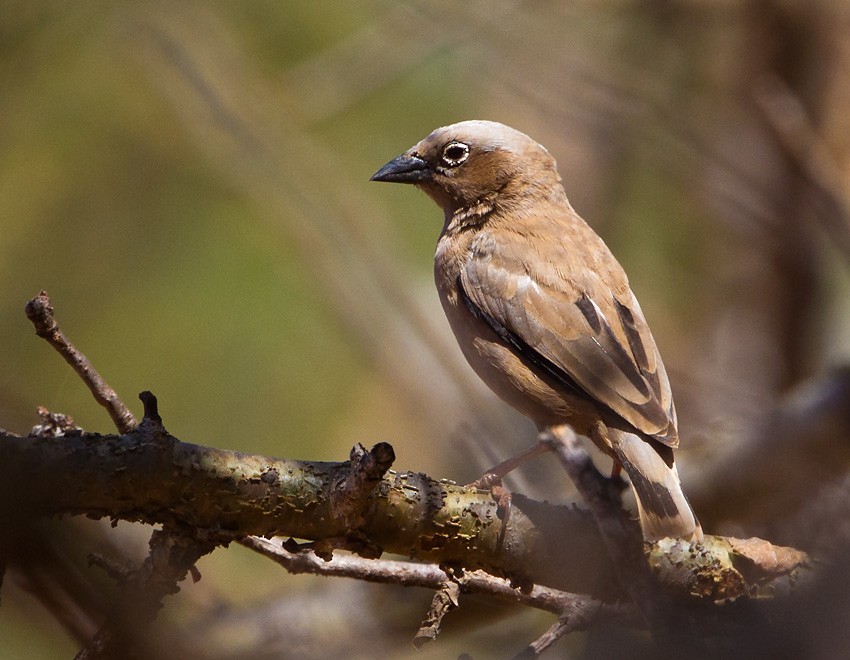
(413, 577, 461, 648)
(244, 535, 634, 654)
(24, 291, 138, 434)
(240, 535, 630, 621)
(7, 539, 101, 645)
(515, 609, 589, 659)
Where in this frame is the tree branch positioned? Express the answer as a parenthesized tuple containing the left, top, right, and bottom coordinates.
(75, 527, 217, 659)
(0, 426, 809, 603)
(240, 536, 635, 650)
(24, 291, 138, 434)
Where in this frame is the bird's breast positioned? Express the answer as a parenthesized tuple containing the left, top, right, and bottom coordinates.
(434, 226, 473, 301)
(433, 230, 597, 433)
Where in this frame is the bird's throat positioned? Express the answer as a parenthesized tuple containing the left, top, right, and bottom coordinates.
(446, 197, 496, 233)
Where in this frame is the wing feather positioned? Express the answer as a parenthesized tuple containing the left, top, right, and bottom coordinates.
(460, 229, 677, 445)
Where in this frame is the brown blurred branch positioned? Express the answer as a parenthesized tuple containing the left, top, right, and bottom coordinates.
(75, 527, 216, 660)
(693, 366, 850, 542)
(545, 426, 674, 637)
(753, 75, 850, 264)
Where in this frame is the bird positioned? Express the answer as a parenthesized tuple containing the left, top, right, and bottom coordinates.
(371, 120, 701, 542)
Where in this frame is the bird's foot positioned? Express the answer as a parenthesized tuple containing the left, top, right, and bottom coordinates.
(466, 475, 512, 546)
(469, 471, 501, 491)
(490, 483, 513, 525)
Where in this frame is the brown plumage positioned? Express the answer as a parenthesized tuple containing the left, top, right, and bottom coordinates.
(371, 120, 701, 541)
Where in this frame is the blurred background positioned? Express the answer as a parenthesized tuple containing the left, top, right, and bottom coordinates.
(2, 0, 850, 657)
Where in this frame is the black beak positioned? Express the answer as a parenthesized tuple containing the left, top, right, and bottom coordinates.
(370, 154, 430, 184)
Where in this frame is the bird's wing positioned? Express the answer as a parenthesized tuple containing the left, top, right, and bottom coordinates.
(458, 227, 677, 446)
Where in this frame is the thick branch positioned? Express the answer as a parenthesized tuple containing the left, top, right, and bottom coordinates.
(0, 430, 807, 599)
(0, 428, 607, 593)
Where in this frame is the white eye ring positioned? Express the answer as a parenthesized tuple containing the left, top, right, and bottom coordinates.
(441, 142, 470, 167)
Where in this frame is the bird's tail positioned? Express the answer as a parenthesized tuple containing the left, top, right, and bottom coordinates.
(609, 430, 703, 542)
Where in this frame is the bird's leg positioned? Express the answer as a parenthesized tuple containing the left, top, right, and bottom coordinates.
(590, 422, 628, 494)
(469, 439, 551, 490)
(468, 440, 552, 546)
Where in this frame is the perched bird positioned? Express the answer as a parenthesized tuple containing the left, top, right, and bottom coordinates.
(371, 120, 701, 542)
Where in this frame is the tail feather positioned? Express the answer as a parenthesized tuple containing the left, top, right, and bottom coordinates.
(610, 430, 702, 542)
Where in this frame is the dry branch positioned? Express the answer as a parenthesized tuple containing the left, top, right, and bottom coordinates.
(0, 426, 808, 602)
(242, 535, 623, 621)
(75, 528, 216, 660)
(24, 291, 138, 434)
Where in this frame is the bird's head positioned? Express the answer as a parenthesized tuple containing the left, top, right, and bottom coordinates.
(371, 120, 563, 218)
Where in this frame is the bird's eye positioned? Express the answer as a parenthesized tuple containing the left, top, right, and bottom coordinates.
(440, 142, 470, 167)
